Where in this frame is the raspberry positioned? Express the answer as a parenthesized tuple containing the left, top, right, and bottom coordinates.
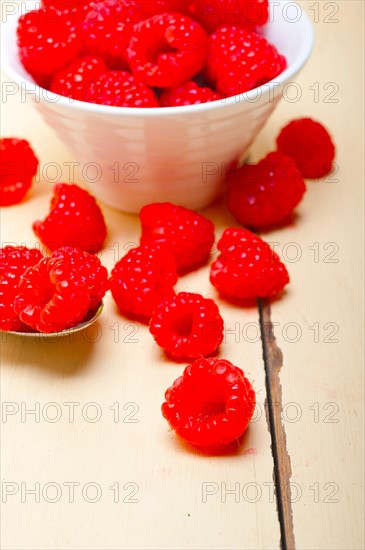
(0, 138, 39, 206)
(110, 245, 178, 322)
(17, 7, 82, 79)
(206, 26, 287, 96)
(50, 56, 106, 102)
(227, 152, 306, 229)
(89, 70, 158, 107)
(150, 292, 224, 360)
(14, 257, 90, 333)
(138, 1, 188, 17)
(0, 246, 43, 281)
(42, 0, 87, 6)
(0, 246, 44, 331)
(83, 0, 142, 68)
(42, 0, 85, 5)
(128, 13, 209, 88)
(33, 183, 107, 253)
(162, 357, 256, 448)
(190, 0, 269, 33)
(41, 0, 90, 24)
(160, 81, 222, 107)
(52, 246, 108, 308)
(276, 118, 336, 179)
(210, 227, 289, 300)
(140, 203, 215, 274)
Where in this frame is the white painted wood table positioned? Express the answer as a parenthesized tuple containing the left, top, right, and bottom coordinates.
(1, 1, 364, 548)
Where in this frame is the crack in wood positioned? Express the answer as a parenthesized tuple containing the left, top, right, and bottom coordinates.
(258, 299, 296, 550)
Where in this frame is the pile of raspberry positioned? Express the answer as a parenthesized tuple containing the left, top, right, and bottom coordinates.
(16, 0, 287, 107)
(0, 244, 108, 333)
(0, 182, 109, 334)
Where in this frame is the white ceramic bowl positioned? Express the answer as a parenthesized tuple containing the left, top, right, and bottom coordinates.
(1, 1, 313, 213)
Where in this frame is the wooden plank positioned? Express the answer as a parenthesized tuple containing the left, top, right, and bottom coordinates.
(254, 2, 365, 548)
(0, 209, 281, 549)
(0, 70, 281, 550)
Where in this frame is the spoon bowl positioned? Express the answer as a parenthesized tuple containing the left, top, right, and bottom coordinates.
(2, 302, 104, 339)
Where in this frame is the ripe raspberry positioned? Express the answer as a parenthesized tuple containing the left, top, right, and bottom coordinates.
(150, 292, 224, 360)
(41, 0, 90, 24)
(52, 247, 108, 308)
(206, 26, 287, 96)
(110, 245, 178, 322)
(89, 70, 158, 107)
(14, 257, 90, 333)
(162, 357, 256, 448)
(42, 0, 87, 6)
(0, 138, 39, 206)
(17, 7, 82, 79)
(128, 13, 209, 88)
(140, 202, 215, 274)
(42, 0, 85, 5)
(138, 1, 188, 17)
(210, 227, 289, 300)
(0, 246, 43, 281)
(83, 0, 142, 68)
(276, 118, 336, 179)
(190, 0, 269, 33)
(50, 56, 106, 102)
(227, 152, 306, 229)
(33, 183, 107, 253)
(160, 81, 222, 107)
(0, 246, 44, 332)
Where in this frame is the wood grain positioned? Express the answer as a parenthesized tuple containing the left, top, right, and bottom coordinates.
(251, 2, 365, 548)
(0, 188, 281, 548)
(259, 300, 295, 550)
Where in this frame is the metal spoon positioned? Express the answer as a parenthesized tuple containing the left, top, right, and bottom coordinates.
(2, 302, 104, 339)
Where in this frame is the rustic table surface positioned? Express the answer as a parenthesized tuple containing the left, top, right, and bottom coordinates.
(1, 1, 364, 549)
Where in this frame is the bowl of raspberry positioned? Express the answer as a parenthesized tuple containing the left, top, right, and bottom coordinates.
(2, 0, 314, 213)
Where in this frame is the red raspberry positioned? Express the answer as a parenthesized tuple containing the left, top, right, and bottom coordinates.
(52, 247, 108, 308)
(89, 70, 158, 107)
(0, 138, 39, 206)
(276, 118, 336, 179)
(190, 0, 269, 33)
(140, 202, 215, 274)
(83, 0, 142, 68)
(138, 1, 188, 17)
(210, 227, 289, 300)
(50, 56, 106, 102)
(160, 81, 222, 107)
(0, 246, 44, 331)
(42, 0, 87, 6)
(14, 257, 90, 333)
(110, 245, 178, 322)
(42, 0, 85, 5)
(128, 13, 209, 88)
(150, 292, 224, 360)
(41, 0, 90, 24)
(206, 26, 287, 96)
(0, 246, 43, 281)
(162, 357, 256, 448)
(33, 183, 107, 253)
(17, 7, 82, 79)
(227, 152, 306, 229)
